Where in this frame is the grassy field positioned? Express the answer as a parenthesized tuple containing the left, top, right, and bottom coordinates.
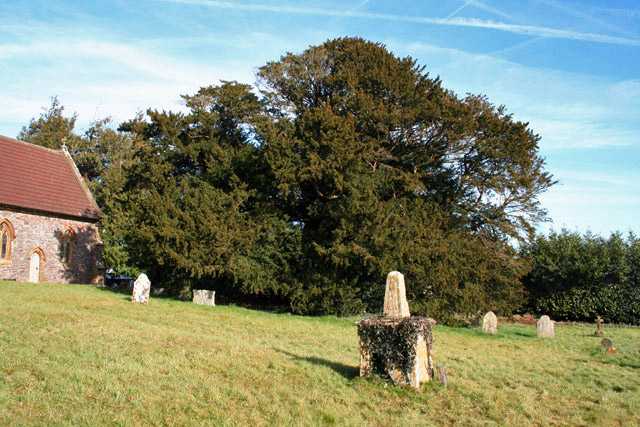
(1, 281, 639, 426)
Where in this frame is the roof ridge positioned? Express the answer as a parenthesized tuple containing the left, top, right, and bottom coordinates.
(0, 134, 65, 155)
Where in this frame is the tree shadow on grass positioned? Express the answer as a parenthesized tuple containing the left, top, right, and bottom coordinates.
(511, 330, 536, 338)
(96, 283, 182, 303)
(95, 285, 131, 301)
(274, 349, 359, 380)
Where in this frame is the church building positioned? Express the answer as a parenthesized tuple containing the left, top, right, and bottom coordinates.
(0, 135, 103, 284)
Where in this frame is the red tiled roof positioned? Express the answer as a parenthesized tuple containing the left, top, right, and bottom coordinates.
(0, 135, 100, 221)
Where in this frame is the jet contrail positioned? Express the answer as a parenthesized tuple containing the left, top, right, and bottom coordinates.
(156, 0, 640, 47)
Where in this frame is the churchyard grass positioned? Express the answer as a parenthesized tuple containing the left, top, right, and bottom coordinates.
(1, 281, 639, 426)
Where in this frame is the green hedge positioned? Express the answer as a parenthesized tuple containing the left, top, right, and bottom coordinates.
(522, 230, 640, 325)
(535, 284, 640, 325)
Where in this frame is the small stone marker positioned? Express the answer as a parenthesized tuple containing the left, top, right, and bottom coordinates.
(536, 315, 555, 338)
(482, 311, 498, 334)
(595, 316, 604, 337)
(131, 273, 151, 304)
(383, 271, 410, 318)
(436, 365, 448, 387)
(601, 337, 617, 354)
(193, 289, 215, 306)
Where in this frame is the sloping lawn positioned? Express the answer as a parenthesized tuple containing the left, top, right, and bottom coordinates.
(1, 281, 639, 426)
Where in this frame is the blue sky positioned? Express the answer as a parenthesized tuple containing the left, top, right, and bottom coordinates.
(1, 0, 638, 236)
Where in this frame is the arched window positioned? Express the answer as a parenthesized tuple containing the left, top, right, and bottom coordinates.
(0, 219, 15, 264)
(59, 228, 75, 264)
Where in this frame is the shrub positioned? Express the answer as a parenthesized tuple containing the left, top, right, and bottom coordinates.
(522, 230, 640, 324)
(535, 284, 640, 325)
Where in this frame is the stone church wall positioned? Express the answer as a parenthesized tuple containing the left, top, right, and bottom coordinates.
(0, 208, 102, 284)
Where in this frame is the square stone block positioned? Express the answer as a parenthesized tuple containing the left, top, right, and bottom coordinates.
(357, 316, 435, 389)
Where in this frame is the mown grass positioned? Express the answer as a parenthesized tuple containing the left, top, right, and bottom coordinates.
(0, 281, 639, 426)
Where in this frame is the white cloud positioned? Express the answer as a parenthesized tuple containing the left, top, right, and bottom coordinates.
(540, 183, 640, 235)
(156, 0, 640, 47)
(397, 41, 639, 149)
(0, 37, 255, 132)
(532, 120, 637, 149)
(536, 0, 636, 38)
(596, 7, 640, 19)
(0, 40, 235, 83)
(553, 170, 639, 188)
(445, 0, 512, 21)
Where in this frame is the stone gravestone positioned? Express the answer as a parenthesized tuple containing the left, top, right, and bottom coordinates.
(595, 316, 604, 337)
(358, 271, 435, 390)
(131, 273, 151, 304)
(600, 338, 617, 354)
(383, 271, 411, 318)
(482, 311, 498, 335)
(193, 289, 215, 306)
(536, 315, 555, 338)
(436, 365, 448, 387)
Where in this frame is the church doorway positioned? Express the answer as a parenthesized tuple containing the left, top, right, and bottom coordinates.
(28, 248, 45, 283)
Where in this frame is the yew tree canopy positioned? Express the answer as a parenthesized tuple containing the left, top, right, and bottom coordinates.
(257, 37, 554, 242)
(49, 37, 555, 318)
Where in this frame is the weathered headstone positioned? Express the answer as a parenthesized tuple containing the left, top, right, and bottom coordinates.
(193, 289, 215, 306)
(601, 338, 617, 354)
(536, 315, 555, 338)
(383, 271, 410, 318)
(358, 271, 435, 390)
(436, 365, 448, 387)
(595, 316, 604, 337)
(482, 311, 498, 334)
(131, 273, 151, 304)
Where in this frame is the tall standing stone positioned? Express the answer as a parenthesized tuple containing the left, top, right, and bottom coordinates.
(132, 273, 151, 304)
(482, 311, 498, 334)
(383, 271, 410, 318)
(595, 316, 604, 337)
(358, 272, 435, 390)
(536, 315, 555, 338)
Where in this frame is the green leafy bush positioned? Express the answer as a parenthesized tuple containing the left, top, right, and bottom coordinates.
(522, 230, 640, 324)
(535, 285, 640, 325)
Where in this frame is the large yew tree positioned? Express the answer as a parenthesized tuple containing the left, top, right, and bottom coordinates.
(253, 38, 554, 316)
(24, 38, 553, 319)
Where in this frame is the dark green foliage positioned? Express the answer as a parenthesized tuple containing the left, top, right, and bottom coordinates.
(255, 37, 550, 316)
(114, 82, 303, 300)
(19, 38, 555, 320)
(18, 97, 80, 150)
(535, 285, 640, 325)
(522, 230, 640, 324)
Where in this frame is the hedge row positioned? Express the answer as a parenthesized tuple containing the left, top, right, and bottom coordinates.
(535, 284, 640, 325)
(522, 230, 640, 325)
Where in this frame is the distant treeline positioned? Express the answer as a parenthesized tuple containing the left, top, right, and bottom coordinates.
(521, 231, 640, 325)
(18, 37, 561, 322)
